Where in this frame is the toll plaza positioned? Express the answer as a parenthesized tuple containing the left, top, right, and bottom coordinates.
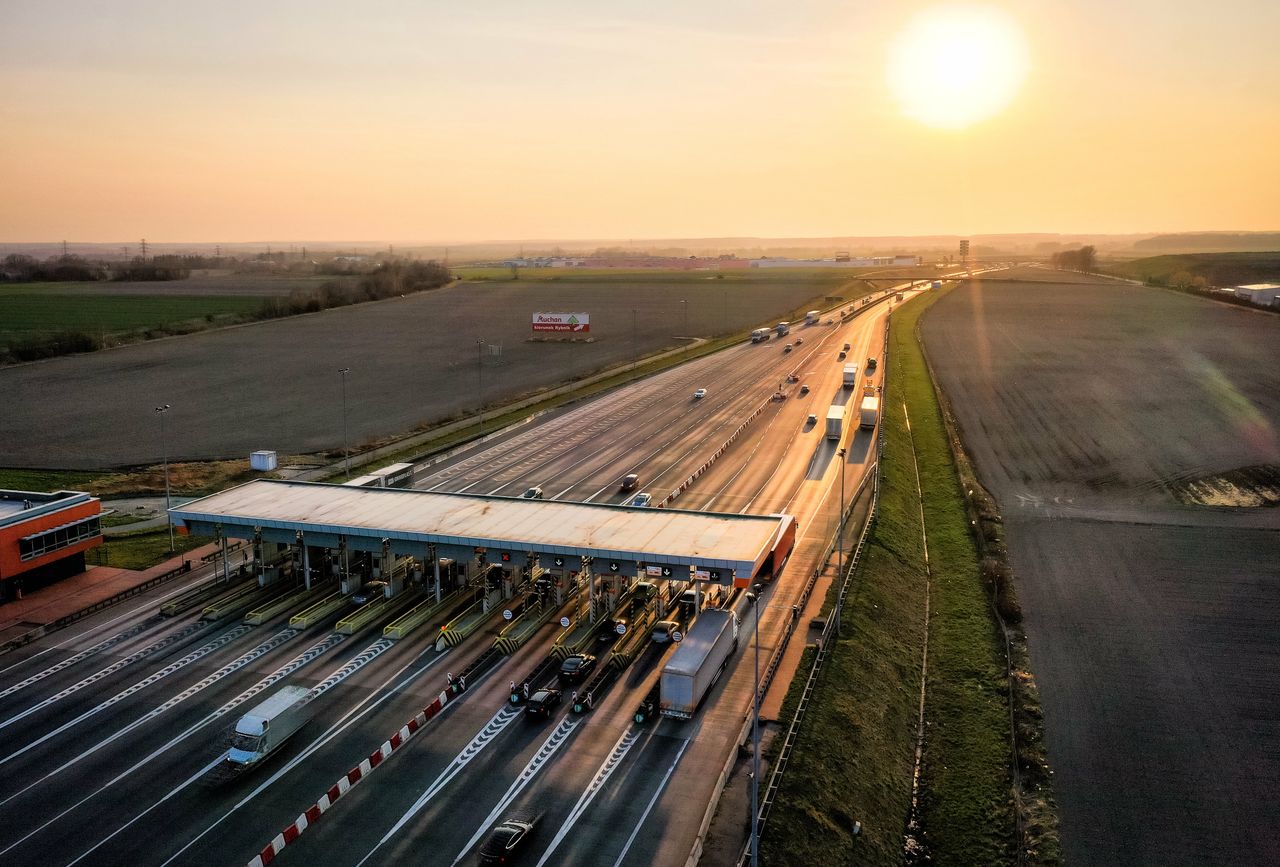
(168, 479, 796, 625)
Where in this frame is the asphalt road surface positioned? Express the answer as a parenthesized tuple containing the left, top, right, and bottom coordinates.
(0, 285, 913, 866)
(921, 275, 1280, 866)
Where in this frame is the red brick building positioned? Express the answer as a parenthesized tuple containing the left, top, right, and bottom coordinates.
(0, 490, 103, 601)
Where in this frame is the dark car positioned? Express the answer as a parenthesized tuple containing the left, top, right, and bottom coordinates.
(558, 654, 597, 683)
(866, 357, 878, 370)
(350, 580, 387, 605)
(478, 815, 539, 865)
(620, 473, 639, 492)
(524, 688, 562, 720)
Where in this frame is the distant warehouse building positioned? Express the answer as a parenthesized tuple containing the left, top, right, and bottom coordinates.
(1233, 283, 1280, 307)
(1, 490, 103, 601)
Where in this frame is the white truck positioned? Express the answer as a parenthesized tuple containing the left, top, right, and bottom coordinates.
(226, 685, 313, 772)
(931, 280, 943, 289)
(776, 321, 790, 337)
(859, 393, 880, 430)
(659, 608, 740, 719)
(750, 328, 771, 343)
(825, 405, 845, 440)
(804, 310, 820, 325)
(842, 364, 859, 389)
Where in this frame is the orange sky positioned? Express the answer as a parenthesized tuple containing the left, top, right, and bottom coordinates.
(2, 1, 1277, 242)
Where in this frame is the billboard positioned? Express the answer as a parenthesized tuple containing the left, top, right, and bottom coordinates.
(532, 312, 590, 333)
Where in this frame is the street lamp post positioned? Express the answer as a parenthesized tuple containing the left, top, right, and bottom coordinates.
(154, 404, 173, 552)
(836, 446, 847, 637)
(476, 339, 485, 434)
(338, 368, 351, 480)
(631, 309, 637, 368)
(751, 590, 763, 867)
(681, 299, 688, 336)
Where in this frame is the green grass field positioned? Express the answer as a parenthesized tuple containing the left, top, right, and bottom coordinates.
(86, 527, 212, 571)
(762, 288, 1016, 866)
(1104, 251, 1280, 286)
(0, 292, 264, 348)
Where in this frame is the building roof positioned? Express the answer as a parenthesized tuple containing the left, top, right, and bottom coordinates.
(170, 479, 790, 576)
(0, 490, 97, 527)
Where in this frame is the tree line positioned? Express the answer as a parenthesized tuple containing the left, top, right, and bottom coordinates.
(1049, 246, 1097, 271)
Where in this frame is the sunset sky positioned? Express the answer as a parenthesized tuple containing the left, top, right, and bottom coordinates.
(2, 0, 1277, 242)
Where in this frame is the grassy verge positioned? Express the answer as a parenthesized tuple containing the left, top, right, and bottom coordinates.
(762, 289, 1018, 866)
(86, 528, 212, 571)
(0, 460, 274, 501)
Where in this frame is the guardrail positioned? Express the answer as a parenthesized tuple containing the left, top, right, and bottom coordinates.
(0, 559, 194, 656)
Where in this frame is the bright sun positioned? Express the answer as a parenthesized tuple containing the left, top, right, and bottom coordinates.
(887, 4, 1029, 129)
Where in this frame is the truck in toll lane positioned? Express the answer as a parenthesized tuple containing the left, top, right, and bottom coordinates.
(826, 405, 845, 440)
(804, 310, 820, 325)
(225, 685, 313, 773)
(776, 321, 791, 337)
(842, 364, 859, 389)
(859, 388, 880, 430)
(931, 280, 943, 289)
(751, 328, 771, 343)
(659, 608, 740, 719)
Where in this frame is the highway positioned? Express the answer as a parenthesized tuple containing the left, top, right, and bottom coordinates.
(0, 283, 923, 867)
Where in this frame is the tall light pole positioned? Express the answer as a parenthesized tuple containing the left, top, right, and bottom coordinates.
(681, 298, 688, 336)
(476, 339, 485, 434)
(836, 446, 847, 637)
(154, 405, 173, 552)
(338, 368, 351, 480)
(751, 587, 763, 867)
(631, 309, 637, 368)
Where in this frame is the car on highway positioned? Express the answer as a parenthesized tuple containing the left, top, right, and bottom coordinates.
(651, 620, 680, 643)
(524, 688, 563, 721)
(794, 337, 803, 345)
(521, 486, 544, 499)
(800, 384, 810, 394)
(783, 343, 792, 353)
(837, 350, 847, 360)
(350, 580, 387, 605)
(478, 814, 540, 865)
(843, 342, 851, 351)
(866, 357, 877, 370)
(692, 388, 707, 399)
(630, 492, 653, 507)
(807, 413, 817, 426)
(558, 653, 597, 683)
(620, 473, 639, 492)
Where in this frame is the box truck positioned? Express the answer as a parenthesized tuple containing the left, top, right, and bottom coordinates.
(826, 405, 845, 440)
(659, 609, 740, 719)
(750, 328, 771, 343)
(225, 685, 313, 772)
(859, 394, 880, 430)
(804, 310, 820, 325)
(842, 364, 859, 389)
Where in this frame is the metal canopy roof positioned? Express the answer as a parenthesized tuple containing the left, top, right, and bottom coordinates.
(170, 479, 790, 576)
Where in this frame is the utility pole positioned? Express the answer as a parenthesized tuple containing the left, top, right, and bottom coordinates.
(476, 340, 486, 434)
(681, 299, 688, 336)
(751, 587, 763, 867)
(155, 405, 174, 552)
(140, 238, 148, 259)
(338, 368, 351, 479)
(836, 446, 847, 637)
(631, 309, 638, 368)
(62, 240, 68, 257)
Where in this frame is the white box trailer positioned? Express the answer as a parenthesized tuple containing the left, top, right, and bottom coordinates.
(842, 364, 859, 388)
(860, 395, 880, 430)
(751, 328, 771, 343)
(804, 310, 821, 325)
(659, 609, 740, 719)
(227, 685, 313, 771)
(825, 405, 845, 440)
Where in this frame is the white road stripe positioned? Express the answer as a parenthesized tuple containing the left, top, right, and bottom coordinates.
(611, 738, 690, 867)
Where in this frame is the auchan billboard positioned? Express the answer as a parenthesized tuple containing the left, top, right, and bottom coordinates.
(532, 312, 590, 333)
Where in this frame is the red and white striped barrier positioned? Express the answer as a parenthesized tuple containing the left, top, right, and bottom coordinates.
(247, 682, 464, 867)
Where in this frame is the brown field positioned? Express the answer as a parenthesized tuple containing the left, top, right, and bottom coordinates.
(0, 274, 855, 469)
(921, 276, 1280, 865)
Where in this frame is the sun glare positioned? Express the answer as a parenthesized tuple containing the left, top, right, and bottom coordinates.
(887, 4, 1029, 129)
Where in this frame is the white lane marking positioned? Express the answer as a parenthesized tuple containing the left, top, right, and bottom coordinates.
(611, 738, 690, 867)
(0, 620, 207, 733)
(0, 623, 253, 768)
(61, 753, 228, 867)
(0, 630, 342, 838)
(452, 716, 581, 865)
(43, 633, 346, 865)
(0, 620, 152, 698)
(309, 638, 395, 699)
(158, 645, 452, 867)
(355, 706, 523, 867)
(0, 627, 296, 810)
(0, 567, 223, 678)
(534, 726, 642, 867)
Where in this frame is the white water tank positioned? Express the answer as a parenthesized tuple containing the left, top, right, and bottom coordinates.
(250, 450, 278, 471)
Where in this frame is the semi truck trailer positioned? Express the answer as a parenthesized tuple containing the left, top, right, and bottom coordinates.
(826, 405, 845, 440)
(659, 608, 740, 719)
(750, 328, 771, 343)
(842, 364, 859, 388)
(804, 310, 820, 325)
(859, 394, 880, 430)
